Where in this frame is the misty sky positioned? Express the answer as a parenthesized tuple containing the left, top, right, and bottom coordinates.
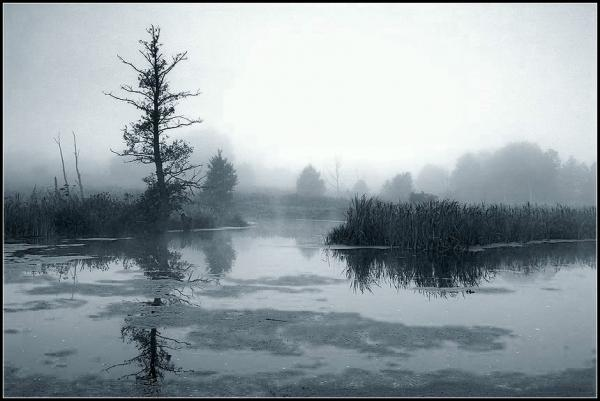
(3, 3, 597, 191)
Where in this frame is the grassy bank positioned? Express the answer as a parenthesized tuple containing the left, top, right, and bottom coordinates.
(326, 196, 596, 252)
(4, 190, 246, 239)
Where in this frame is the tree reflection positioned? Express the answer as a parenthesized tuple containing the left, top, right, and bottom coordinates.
(121, 234, 196, 281)
(172, 231, 236, 278)
(202, 233, 236, 277)
(104, 296, 196, 395)
(328, 241, 596, 293)
(297, 243, 319, 260)
(101, 234, 215, 393)
(109, 319, 194, 395)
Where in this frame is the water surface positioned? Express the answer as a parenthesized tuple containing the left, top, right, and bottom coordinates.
(3, 219, 596, 396)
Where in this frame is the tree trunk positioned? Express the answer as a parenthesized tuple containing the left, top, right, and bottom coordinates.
(54, 135, 70, 197)
(152, 54, 168, 229)
(72, 131, 84, 200)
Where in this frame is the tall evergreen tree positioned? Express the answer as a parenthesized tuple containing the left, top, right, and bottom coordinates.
(296, 165, 326, 197)
(203, 150, 238, 216)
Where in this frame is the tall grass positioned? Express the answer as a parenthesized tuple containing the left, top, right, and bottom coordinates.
(4, 188, 246, 239)
(326, 196, 596, 252)
(4, 189, 141, 238)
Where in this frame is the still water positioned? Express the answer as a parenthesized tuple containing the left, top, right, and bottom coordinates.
(3, 219, 597, 396)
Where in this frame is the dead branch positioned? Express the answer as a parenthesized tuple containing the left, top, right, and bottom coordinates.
(72, 131, 84, 199)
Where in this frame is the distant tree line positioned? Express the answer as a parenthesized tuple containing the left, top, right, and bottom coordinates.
(294, 141, 595, 206)
(446, 142, 595, 205)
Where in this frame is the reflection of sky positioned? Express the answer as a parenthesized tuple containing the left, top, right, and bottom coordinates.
(3, 221, 596, 393)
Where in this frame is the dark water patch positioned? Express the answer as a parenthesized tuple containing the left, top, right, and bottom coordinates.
(4, 298, 87, 313)
(415, 287, 515, 296)
(228, 274, 346, 287)
(187, 370, 219, 377)
(95, 302, 513, 357)
(22, 273, 214, 302)
(25, 282, 142, 298)
(199, 284, 321, 299)
(44, 348, 77, 358)
(293, 360, 328, 370)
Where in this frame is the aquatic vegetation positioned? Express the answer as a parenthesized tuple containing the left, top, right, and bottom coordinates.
(3, 188, 246, 239)
(326, 196, 596, 251)
(3, 190, 138, 238)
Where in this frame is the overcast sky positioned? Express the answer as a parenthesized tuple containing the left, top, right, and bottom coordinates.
(3, 3, 597, 190)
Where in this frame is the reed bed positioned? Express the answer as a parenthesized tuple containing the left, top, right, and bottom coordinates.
(4, 190, 140, 238)
(326, 196, 596, 252)
(4, 188, 246, 239)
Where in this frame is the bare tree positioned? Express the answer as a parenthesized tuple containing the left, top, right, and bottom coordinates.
(105, 25, 203, 227)
(53, 133, 70, 197)
(326, 157, 342, 198)
(72, 131, 84, 199)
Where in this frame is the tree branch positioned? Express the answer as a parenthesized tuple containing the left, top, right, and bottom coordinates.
(103, 91, 151, 112)
(116, 55, 145, 75)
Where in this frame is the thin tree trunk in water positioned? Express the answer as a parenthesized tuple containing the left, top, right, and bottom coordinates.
(53, 134, 70, 197)
(72, 131, 84, 200)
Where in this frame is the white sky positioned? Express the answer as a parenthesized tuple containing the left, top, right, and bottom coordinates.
(3, 3, 598, 189)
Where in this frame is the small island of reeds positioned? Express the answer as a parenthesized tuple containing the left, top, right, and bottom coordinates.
(326, 196, 596, 252)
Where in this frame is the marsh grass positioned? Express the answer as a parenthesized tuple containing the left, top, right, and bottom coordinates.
(3, 188, 239, 239)
(326, 196, 596, 252)
(4, 189, 141, 238)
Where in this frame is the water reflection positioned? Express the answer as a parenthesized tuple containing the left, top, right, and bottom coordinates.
(106, 307, 193, 395)
(297, 244, 320, 260)
(173, 231, 237, 278)
(328, 241, 596, 294)
(120, 235, 197, 282)
(201, 233, 236, 277)
(103, 236, 212, 394)
(29, 232, 231, 282)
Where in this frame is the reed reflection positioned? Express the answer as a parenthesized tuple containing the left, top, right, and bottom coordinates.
(328, 241, 596, 294)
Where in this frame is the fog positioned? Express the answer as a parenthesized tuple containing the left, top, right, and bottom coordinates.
(3, 4, 597, 199)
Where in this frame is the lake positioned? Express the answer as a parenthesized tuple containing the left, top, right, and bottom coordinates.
(3, 219, 597, 396)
